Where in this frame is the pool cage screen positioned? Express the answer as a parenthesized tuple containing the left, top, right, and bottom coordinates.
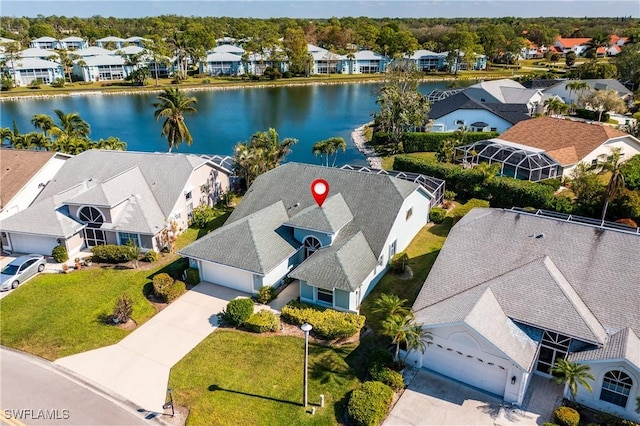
(455, 140, 562, 182)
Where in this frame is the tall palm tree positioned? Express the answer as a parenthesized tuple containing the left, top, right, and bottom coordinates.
(153, 88, 197, 152)
(31, 114, 55, 136)
(382, 313, 431, 363)
(372, 294, 410, 318)
(95, 136, 127, 151)
(550, 358, 594, 401)
(592, 147, 626, 222)
(312, 140, 331, 166)
(565, 81, 589, 113)
(328, 137, 347, 167)
(49, 109, 91, 140)
(544, 97, 569, 118)
(404, 323, 432, 362)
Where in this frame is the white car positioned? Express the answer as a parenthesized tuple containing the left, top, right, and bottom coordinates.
(0, 254, 47, 291)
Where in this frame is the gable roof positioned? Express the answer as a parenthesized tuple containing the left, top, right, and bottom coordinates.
(179, 201, 299, 275)
(0, 149, 67, 210)
(19, 47, 57, 58)
(0, 197, 84, 238)
(413, 208, 640, 356)
(429, 92, 530, 124)
(556, 37, 591, 48)
(289, 231, 378, 292)
(227, 163, 421, 258)
(205, 52, 243, 63)
(464, 79, 535, 103)
(569, 328, 640, 370)
(72, 46, 114, 57)
(80, 55, 125, 66)
(212, 44, 244, 54)
(498, 117, 632, 166)
(544, 79, 632, 97)
(284, 193, 353, 234)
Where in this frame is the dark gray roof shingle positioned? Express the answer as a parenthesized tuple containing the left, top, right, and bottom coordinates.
(429, 92, 530, 124)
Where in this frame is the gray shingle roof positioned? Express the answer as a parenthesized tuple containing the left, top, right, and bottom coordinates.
(38, 150, 208, 218)
(227, 163, 420, 258)
(414, 208, 640, 354)
(289, 231, 378, 291)
(284, 193, 353, 234)
(178, 201, 299, 275)
(568, 328, 640, 369)
(0, 197, 83, 238)
(429, 92, 530, 125)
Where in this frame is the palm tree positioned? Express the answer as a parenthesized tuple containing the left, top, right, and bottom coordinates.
(153, 88, 197, 152)
(383, 314, 415, 363)
(95, 136, 127, 151)
(49, 109, 91, 140)
(372, 294, 410, 318)
(592, 147, 626, 222)
(312, 140, 331, 166)
(404, 323, 432, 362)
(550, 358, 594, 401)
(31, 114, 55, 136)
(544, 98, 569, 118)
(328, 137, 347, 167)
(565, 81, 589, 113)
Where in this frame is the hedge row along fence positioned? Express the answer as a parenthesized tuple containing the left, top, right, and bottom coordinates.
(372, 131, 499, 153)
(393, 155, 556, 209)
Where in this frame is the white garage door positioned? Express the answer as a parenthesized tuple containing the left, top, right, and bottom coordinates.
(200, 261, 253, 294)
(11, 234, 58, 256)
(424, 344, 507, 397)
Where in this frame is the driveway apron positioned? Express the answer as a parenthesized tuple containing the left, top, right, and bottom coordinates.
(55, 283, 248, 412)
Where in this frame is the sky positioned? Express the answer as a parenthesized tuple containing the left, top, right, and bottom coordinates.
(1, 0, 639, 19)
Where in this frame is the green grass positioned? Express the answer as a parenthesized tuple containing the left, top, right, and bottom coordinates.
(381, 151, 437, 171)
(360, 219, 452, 333)
(169, 330, 361, 426)
(175, 207, 232, 250)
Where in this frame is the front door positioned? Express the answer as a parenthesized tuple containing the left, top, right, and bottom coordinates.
(535, 331, 571, 376)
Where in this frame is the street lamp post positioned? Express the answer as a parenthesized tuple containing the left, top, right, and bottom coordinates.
(301, 323, 313, 407)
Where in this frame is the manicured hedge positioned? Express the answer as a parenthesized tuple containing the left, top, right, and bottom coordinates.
(280, 300, 365, 340)
(51, 245, 69, 263)
(184, 267, 200, 285)
(152, 273, 186, 303)
(91, 244, 134, 263)
(219, 298, 254, 326)
(553, 406, 579, 426)
(393, 155, 555, 209)
(372, 131, 499, 153)
(451, 199, 490, 221)
(245, 309, 280, 333)
(575, 108, 609, 122)
(347, 381, 394, 426)
(369, 367, 405, 391)
(429, 206, 447, 223)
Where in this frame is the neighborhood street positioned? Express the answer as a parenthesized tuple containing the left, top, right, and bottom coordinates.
(0, 347, 150, 425)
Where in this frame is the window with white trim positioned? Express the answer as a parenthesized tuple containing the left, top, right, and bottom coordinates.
(185, 191, 192, 201)
(600, 370, 632, 407)
(79, 206, 106, 247)
(317, 288, 333, 305)
(303, 236, 322, 259)
(118, 232, 139, 246)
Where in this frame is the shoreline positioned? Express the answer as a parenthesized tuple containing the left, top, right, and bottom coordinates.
(351, 122, 382, 169)
(0, 74, 512, 102)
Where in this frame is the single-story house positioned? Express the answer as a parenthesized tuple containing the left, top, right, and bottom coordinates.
(0, 150, 230, 256)
(59, 36, 88, 50)
(29, 36, 59, 50)
(123, 37, 149, 48)
(543, 79, 633, 107)
(409, 207, 640, 423)
(463, 79, 544, 115)
(0, 149, 72, 223)
(428, 91, 530, 133)
(554, 37, 591, 56)
(6, 57, 64, 86)
(455, 117, 640, 180)
(179, 163, 444, 312)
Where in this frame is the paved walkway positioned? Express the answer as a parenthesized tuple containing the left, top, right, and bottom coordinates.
(268, 280, 299, 312)
(384, 369, 562, 426)
(55, 283, 248, 413)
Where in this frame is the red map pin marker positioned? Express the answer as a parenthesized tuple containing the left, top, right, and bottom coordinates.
(311, 179, 329, 207)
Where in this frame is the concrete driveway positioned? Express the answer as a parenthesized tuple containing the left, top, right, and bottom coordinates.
(55, 282, 249, 413)
(384, 370, 561, 426)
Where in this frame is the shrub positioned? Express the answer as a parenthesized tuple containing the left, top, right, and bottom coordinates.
(219, 298, 254, 326)
(191, 205, 216, 228)
(1, 75, 13, 91)
(111, 294, 133, 324)
(28, 78, 43, 89)
(369, 367, 405, 391)
(389, 252, 409, 273)
(553, 406, 580, 426)
(282, 71, 293, 78)
(541, 423, 560, 426)
(152, 273, 174, 299)
(245, 309, 280, 333)
(51, 245, 69, 263)
(347, 381, 394, 426)
(165, 280, 186, 302)
(451, 199, 490, 221)
(91, 244, 135, 263)
(402, 131, 499, 153)
(575, 108, 609, 122)
(184, 267, 200, 285)
(256, 285, 276, 304)
(143, 250, 159, 263)
(429, 206, 447, 223)
(444, 190, 456, 200)
(367, 349, 394, 372)
(280, 301, 365, 340)
(50, 77, 65, 88)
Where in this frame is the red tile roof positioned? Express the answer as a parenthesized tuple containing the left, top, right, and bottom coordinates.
(556, 37, 591, 48)
(499, 117, 629, 166)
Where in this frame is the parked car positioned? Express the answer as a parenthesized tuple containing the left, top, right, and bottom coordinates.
(0, 254, 47, 291)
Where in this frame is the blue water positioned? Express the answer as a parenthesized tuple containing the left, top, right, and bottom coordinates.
(0, 81, 448, 166)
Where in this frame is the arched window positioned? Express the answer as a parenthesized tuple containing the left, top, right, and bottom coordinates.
(600, 370, 633, 408)
(303, 236, 322, 259)
(79, 206, 106, 247)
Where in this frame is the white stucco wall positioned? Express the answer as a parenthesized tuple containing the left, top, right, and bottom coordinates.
(10, 233, 59, 255)
(380, 188, 431, 262)
(0, 155, 69, 221)
(262, 258, 293, 290)
(199, 259, 253, 294)
(433, 109, 514, 133)
(572, 361, 640, 423)
(562, 137, 640, 178)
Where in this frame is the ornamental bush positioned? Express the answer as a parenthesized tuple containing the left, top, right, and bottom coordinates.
(390, 252, 409, 273)
(91, 244, 135, 263)
(429, 206, 447, 223)
(111, 294, 133, 324)
(366, 349, 394, 372)
(165, 280, 186, 302)
(369, 366, 405, 391)
(245, 309, 280, 333)
(280, 301, 365, 340)
(51, 245, 69, 263)
(347, 381, 394, 426)
(553, 406, 580, 426)
(219, 298, 254, 326)
(402, 131, 499, 153)
(152, 273, 186, 303)
(451, 199, 490, 221)
(184, 267, 200, 285)
(191, 205, 216, 228)
(256, 285, 276, 304)
(143, 250, 159, 263)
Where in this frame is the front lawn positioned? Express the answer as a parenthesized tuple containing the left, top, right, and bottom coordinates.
(360, 219, 452, 333)
(169, 330, 361, 426)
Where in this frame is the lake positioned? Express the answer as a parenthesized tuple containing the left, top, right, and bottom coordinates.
(0, 81, 449, 166)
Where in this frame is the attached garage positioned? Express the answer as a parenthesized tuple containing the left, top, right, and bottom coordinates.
(423, 337, 509, 398)
(199, 260, 253, 294)
(9, 233, 59, 255)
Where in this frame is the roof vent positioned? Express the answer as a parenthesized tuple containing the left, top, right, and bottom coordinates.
(535, 233, 544, 239)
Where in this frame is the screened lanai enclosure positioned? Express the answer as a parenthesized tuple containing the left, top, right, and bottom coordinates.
(455, 139, 562, 182)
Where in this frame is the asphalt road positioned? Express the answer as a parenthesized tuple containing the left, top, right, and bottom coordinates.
(0, 347, 155, 426)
